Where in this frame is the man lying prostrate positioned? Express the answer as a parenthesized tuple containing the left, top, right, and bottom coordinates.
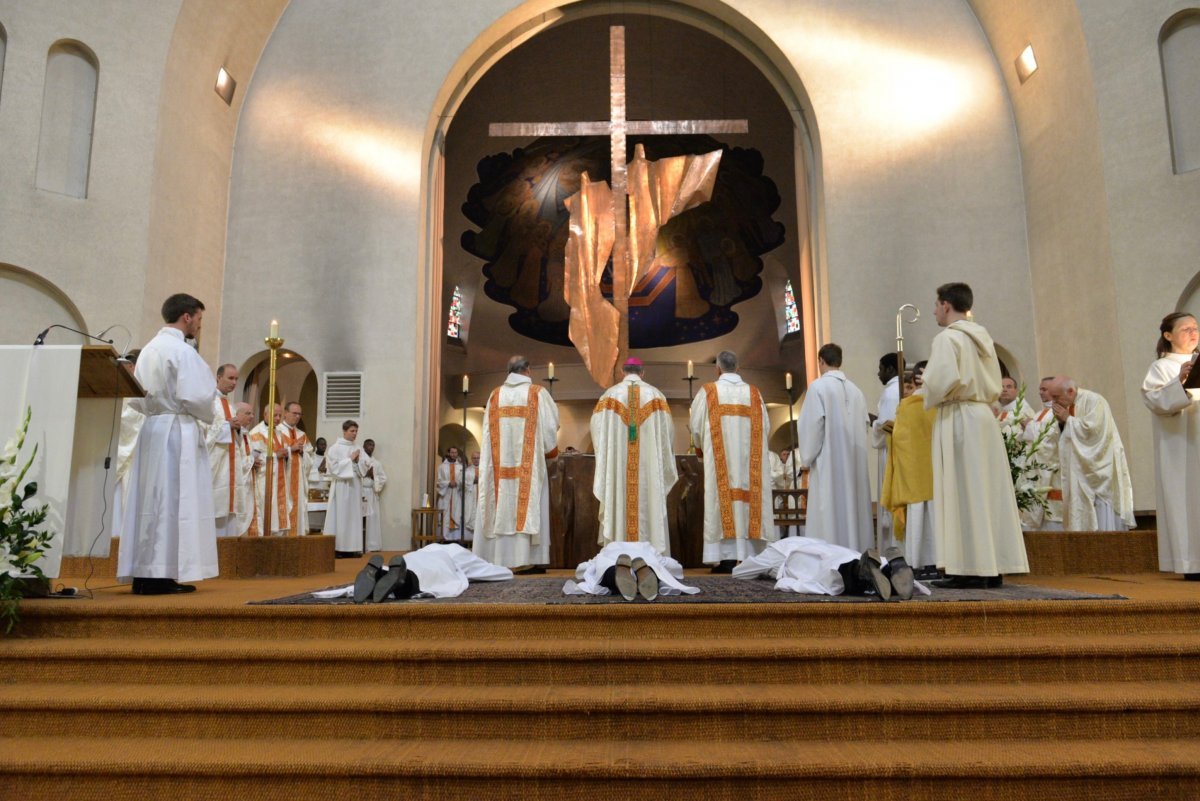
(732, 537, 926, 601)
(564, 541, 700, 601)
(313, 543, 513, 604)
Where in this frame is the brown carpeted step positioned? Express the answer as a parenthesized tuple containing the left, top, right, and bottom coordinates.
(14, 597, 1200, 641)
(2, 736, 1199, 801)
(4, 681, 1200, 742)
(4, 634, 1200, 685)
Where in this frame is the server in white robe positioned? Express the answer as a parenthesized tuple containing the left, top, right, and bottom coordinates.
(795, 343, 874, 552)
(770, 448, 804, 537)
(230, 402, 261, 536)
(277, 402, 313, 534)
(462, 452, 480, 542)
(111, 350, 143, 541)
(1142, 312, 1200, 578)
(564, 541, 699, 597)
(117, 294, 218, 594)
(360, 438, 386, 552)
(249, 404, 290, 535)
(922, 283, 1028, 588)
(1048, 377, 1135, 531)
(1020, 377, 1063, 530)
(870, 353, 901, 550)
(689, 350, 777, 570)
(308, 437, 330, 497)
(473, 355, 560, 569)
(435, 447, 467, 542)
(590, 358, 678, 555)
(323, 420, 365, 555)
(314, 543, 512, 601)
(206, 363, 240, 537)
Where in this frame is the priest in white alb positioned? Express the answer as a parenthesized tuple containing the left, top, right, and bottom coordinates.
(277, 401, 313, 534)
(1048, 376, 1135, 531)
(795, 343, 874, 552)
(473, 355, 560, 571)
(590, 357, 678, 555)
(206, 363, 241, 537)
(689, 350, 777, 572)
(249, 403, 290, 535)
(230, 402, 260, 536)
(1020, 377, 1063, 530)
(118, 294, 218, 595)
(922, 282, 1028, 589)
(360, 438, 386, 552)
(435, 446, 466, 542)
(323, 419, 365, 556)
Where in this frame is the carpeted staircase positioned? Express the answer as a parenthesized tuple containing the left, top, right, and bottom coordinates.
(3, 590, 1200, 800)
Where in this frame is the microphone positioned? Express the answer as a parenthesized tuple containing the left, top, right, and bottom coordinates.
(33, 324, 115, 347)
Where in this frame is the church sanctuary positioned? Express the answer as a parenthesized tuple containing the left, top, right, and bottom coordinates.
(3, 0, 1200, 797)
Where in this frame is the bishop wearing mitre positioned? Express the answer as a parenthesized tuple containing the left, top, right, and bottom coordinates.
(590, 358, 679, 555)
(473, 355, 560, 570)
(689, 350, 777, 572)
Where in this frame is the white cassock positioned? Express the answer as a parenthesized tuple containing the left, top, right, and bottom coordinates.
(248, 422, 289, 535)
(922, 320, 1028, 577)
(1020, 407, 1063, 530)
(1059, 388, 1135, 531)
(322, 437, 364, 552)
(870, 375, 900, 549)
(590, 374, 678, 555)
(110, 398, 144, 540)
(206, 395, 239, 537)
(463, 464, 479, 540)
(436, 459, 467, 541)
(473, 372, 560, 568)
(276, 421, 313, 534)
(360, 454, 387, 552)
(231, 429, 259, 536)
(795, 370, 874, 552)
(563, 541, 699, 596)
(117, 327, 218, 583)
(732, 537, 862, 595)
(770, 451, 804, 537)
(308, 452, 330, 497)
(1142, 353, 1200, 573)
(689, 373, 778, 563)
(311, 543, 513, 600)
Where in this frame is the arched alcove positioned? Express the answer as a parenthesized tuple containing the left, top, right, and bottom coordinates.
(437, 423, 481, 460)
(239, 349, 317, 436)
(0, 264, 88, 345)
(36, 40, 99, 198)
(1161, 11, 1200, 174)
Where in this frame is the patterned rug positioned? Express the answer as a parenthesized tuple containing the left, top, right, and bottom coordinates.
(250, 576, 1125, 606)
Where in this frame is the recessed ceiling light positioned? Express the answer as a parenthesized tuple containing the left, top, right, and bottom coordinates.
(215, 66, 236, 105)
(1015, 44, 1038, 84)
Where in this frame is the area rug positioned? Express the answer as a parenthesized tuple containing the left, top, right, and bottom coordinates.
(250, 576, 1125, 605)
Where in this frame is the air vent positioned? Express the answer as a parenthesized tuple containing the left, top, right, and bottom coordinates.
(322, 372, 363, 418)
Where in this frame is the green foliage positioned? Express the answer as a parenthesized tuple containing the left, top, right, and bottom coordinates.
(1, 408, 55, 634)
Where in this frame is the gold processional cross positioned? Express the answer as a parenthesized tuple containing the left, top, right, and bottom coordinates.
(490, 25, 749, 386)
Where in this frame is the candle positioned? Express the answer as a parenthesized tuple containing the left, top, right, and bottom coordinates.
(422, 492, 430, 508)
(548, 362, 555, 380)
(462, 374, 469, 393)
(270, 319, 279, 339)
(786, 372, 793, 390)
(687, 360, 694, 378)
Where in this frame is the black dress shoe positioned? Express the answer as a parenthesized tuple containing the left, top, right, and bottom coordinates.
(335, 551, 364, 559)
(857, 549, 892, 601)
(514, 565, 547, 575)
(353, 555, 385, 604)
(986, 575, 1004, 588)
(881, 546, 914, 601)
(1184, 573, 1200, 582)
(371, 556, 408, 602)
(710, 560, 736, 574)
(613, 555, 637, 601)
(932, 575, 989, 590)
(132, 578, 197, 595)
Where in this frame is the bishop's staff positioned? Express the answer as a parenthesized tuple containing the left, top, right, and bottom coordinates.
(896, 304, 920, 399)
(262, 320, 283, 536)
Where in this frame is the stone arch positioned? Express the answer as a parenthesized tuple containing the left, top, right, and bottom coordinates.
(0, 263, 89, 345)
(1160, 10, 1200, 174)
(437, 423, 481, 460)
(239, 348, 318, 436)
(36, 40, 99, 198)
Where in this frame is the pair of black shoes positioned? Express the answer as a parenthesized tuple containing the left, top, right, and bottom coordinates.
(841, 547, 914, 601)
(353, 555, 420, 603)
(131, 578, 196, 595)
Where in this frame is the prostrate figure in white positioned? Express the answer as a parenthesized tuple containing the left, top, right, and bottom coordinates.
(564, 541, 699, 601)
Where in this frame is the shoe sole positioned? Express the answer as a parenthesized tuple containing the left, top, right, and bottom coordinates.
(613, 555, 637, 601)
(631, 557, 658, 601)
(353, 556, 384, 604)
(372, 557, 408, 602)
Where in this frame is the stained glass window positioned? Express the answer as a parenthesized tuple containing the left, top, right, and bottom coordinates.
(447, 286, 464, 339)
(783, 280, 801, 334)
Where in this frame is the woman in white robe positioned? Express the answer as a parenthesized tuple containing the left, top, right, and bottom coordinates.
(1142, 312, 1200, 579)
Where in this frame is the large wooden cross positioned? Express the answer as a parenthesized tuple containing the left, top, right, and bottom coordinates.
(490, 25, 748, 367)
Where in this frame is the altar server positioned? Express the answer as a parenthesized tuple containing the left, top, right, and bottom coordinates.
(118, 294, 218, 595)
(323, 420, 365, 556)
(795, 343, 873, 552)
(473, 355, 560, 570)
(870, 353, 901, 549)
(1142, 312, 1200, 579)
(923, 282, 1028, 589)
(689, 350, 777, 572)
(249, 404, 289, 535)
(1020, 377, 1063, 530)
(207, 363, 240, 536)
(360, 438, 387, 552)
(590, 358, 678, 555)
(1048, 377, 1135, 531)
(436, 446, 466, 541)
(880, 372, 938, 571)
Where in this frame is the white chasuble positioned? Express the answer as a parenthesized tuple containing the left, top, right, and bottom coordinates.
(249, 421, 290, 535)
(361, 454, 387, 552)
(688, 373, 777, 563)
(472, 373, 560, 568)
(922, 320, 1028, 577)
(1020, 408, 1063, 529)
(1059, 388, 1135, 531)
(1142, 353, 1200, 573)
(795, 370, 874, 552)
(322, 437, 364, 552)
(206, 395, 237, 534)
(436, 459, 467, 541)
(590, 375, 679, 555)
(117, 327, 218, 583)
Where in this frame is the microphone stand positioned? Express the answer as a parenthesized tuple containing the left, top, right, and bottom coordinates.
(33, 324, 114, 347)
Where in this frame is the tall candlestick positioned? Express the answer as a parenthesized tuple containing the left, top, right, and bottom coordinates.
(785, 372, 793, 390)
(270, 319, 279, 339)
(687, 359, 694, 378)
(548, 362, 555, 380)
(462, 374, 469, 393)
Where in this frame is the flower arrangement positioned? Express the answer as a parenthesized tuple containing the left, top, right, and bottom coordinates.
(1, 408, 54, 634)
(1000, 386, 1056, 514)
